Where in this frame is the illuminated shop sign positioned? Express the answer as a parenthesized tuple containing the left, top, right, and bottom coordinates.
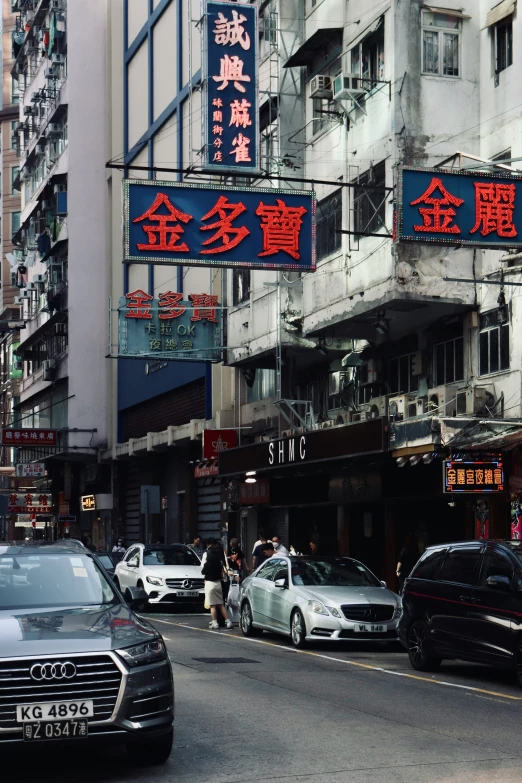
(443, 459, 505, 493)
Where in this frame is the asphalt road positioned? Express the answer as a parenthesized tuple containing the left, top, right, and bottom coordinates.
(8, 612, 522, 783)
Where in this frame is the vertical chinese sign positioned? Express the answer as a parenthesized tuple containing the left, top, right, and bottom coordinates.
(397, 167, 522, 247)
(204, 0, 259, 172)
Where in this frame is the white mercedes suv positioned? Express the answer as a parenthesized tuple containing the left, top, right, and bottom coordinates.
(114, 544, 204, 608)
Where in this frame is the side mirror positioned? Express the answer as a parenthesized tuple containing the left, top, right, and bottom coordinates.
(274, 578, 287, 589)
(486, 575, 511, 592)
(125, 586, 148, 610)
(127, 561, 138, 568)
(380, 580, 387, 588)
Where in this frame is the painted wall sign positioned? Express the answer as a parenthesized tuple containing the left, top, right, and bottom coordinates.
(15, 463, 46, 478)
(203, 429, 237, 459)
(2, 429, 57, 446)
(118, 292, 221, 362)
(397, 167, 522, 247)
(8, 493, 52, 513)
(123, 180, 316, 272)
(204, 0, 259, 172)
(443, 458, 505, 493)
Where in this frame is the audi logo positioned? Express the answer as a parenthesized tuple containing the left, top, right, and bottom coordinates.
(182, 580, 192, 589)
(30, 662, 77, 681)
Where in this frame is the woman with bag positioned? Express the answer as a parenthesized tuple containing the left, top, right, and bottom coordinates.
(202, 542, 232, 630)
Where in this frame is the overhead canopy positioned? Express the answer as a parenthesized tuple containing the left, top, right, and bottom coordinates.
(422, 6, 471, 19)
(284, 28, 342, 68)
(447, 420, 522, 451)
(345, 13, 385, 52)
(483, 0, 516, 28)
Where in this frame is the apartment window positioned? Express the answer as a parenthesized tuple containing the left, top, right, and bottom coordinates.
(260, 9, 277, 58)
(422, 11, 461, 77)
(11, 167, 20, 194)
(232, 268, 250, 305)
(495, 17, 513, 73)
(11, 76, 19, 104)
(479, 310, 509, 375)
(388, 353, 419, 394)
(246, 369, 276, 404)
(11, 121, 17, 150)
(316, 188, 342, 261)
(353, 161, 387, 236)
(435, 336, 464, 386)
(11, 211, 20, 239)
(351, 19, 385, 86)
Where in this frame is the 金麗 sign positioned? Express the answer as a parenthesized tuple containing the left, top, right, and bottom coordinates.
(1, 429, 57, 446)
(443, 459, 505, 493)
(15, 463, 46, 478)
(204, 0, 258, 171)
(119, 292, 222, 362)
(398, 167, 522, 247)
(123, 180, 315, 272)
(8, 492, 52, 513)
(203, 429, 237, 460)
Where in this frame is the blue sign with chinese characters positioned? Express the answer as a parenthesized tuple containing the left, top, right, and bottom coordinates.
(123, 179, 316, 271)
(118, 294, 222, 362)
(204, 0, 258, 171)
(398, 167, 522, 247)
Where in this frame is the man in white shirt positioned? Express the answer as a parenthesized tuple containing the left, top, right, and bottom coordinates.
(272, 536, 289, 556)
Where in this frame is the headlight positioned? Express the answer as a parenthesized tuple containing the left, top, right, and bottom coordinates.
(327, 607, 342, 618)
(308, 599, 329, 615)
(393, 605, 403, 619)
(146, 576, 163, 586)
(117, 639, 167, 667)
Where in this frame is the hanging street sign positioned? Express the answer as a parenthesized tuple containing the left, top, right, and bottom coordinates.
(203, 429, 237, 459)
(397, 166, 522, 247)
(204, 0, 259, 172)
(15, 463, 46, 478)
(8, 492, 52, 513)
(2, 429, 57, 446)
(118, 292, 222, 362)
(123, 179, 316, 272)
(80, 495, 96, 511)
(443, 458, 505, 493)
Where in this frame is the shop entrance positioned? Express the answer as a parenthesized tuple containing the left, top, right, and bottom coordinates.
(288, 505, 338, 556)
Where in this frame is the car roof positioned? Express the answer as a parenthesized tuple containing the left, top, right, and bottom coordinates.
(0, 539, 89, 556)
(136, 543, 189, 549)
(423, 540, 522, 552)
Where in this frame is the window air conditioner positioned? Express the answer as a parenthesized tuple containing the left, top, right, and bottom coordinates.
(25, 283, 38, 290)
(456, 388, 489, 416)
(368, 396, 387, 418)
(350, 406, 371, 423)
(50, 0, 64, 9)
(51, 54, 65, 64)
(281, 430, 292, 438)
(45, 68, 57, 80)
(310, 75, 333, 99)
(332, 73, 367, 101)
(14, 296, 23, 305)
(427, 385, 458, 417)
(388, 395, 408, 422)
(407, 396, 428, 418)
(328, 408, 350, 427)
(321, 420, 334, 429)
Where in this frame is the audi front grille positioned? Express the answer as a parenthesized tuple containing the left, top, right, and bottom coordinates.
(341, 604, 394, 622)
(165, 579, 204, 589)
(0, 654, 123, 731)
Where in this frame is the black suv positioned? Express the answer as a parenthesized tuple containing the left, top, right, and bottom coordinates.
(399, 540, 522, 685)
(0, 541, 173, 763)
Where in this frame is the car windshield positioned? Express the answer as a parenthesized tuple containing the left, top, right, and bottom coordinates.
(142, 547, 200, 566)
(291, 559, 381, 587)
(96, 555, 114, 569)
(0, 553, 118, 610)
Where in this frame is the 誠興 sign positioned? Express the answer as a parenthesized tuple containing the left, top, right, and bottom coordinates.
(123, 180, 316, 272)
(397, 167, 522, 248)
(204, 0, 259, 172)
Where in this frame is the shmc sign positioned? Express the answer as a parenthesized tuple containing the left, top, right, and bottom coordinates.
(123, 180, 316, 272)
(397, 166, 522, 248)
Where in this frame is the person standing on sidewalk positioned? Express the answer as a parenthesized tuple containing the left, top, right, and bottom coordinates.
(202, 544, 232, 630)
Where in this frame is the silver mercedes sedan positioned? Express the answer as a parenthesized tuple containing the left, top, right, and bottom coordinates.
(239, 556, 402, 648)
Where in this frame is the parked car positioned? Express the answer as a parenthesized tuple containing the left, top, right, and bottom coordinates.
(114, 543, 204, 608)
(0, 540, 173, 763)
(399, 539, 522, 686)
(239, 556, 402, 647)
(94, 552, 118, 578)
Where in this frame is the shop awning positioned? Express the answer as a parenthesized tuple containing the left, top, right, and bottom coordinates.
(345, 13, 385, 52)
(446, 420, 522, 451)
(483, 0, 516, 29)
(422, 6, 471, 19)
(284, 28, 342, 68)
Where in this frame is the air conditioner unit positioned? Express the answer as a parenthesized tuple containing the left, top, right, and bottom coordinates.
(350, 410, 372, 423)
(407, 396, 428, 418)
(21, 290, 31, 298)
(328, 408, 350, 427)
(321, 420, 334, 429)
(427, 385, 458, 417)
(361, 358, 381, 384)
(45, 68, 57, 80)
(14, 296, 23, 305)
(368, 396, 387, 418)
(281, 430, 291, 438)
(53, 183, 66, 194)
(456, 388, 489, 416)
(310, 74, 333, 99)
(52, 53, 65, 64)
(332, 73, 367, 101)
(388, 395, 408, 422)
(50, 0, 64, 9)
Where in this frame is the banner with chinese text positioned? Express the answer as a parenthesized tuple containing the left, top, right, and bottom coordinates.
(2, 429, 57, 446)
(8, 492, 52, 513)
(204, 0, 258, 171)
(398, 167, 522, 247)
(443, 459, 505, 493)
(118, 292, 222, 362)
(124, 180, 316, 271)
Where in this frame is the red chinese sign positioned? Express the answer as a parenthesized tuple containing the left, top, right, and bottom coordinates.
(399, 167, 522, 248)
(240, 477, 270, 505)
(8, 492, 52, 513)
(203, 429, 238, 460)
(2, 429, 57, 446)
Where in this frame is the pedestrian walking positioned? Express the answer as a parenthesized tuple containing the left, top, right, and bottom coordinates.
(396, 534, 419, 591)
(202, 545, 232, 630)
(252, 533, 272, 570)
(112, 538, 126, 555)
(272, 536, 289, 555)
(191, 535, 204, 558)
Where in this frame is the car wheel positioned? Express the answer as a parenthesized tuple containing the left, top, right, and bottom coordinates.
(240, 601, 260, 637)
(291, 609, 306, 649)
(126, 728, 173, 766)
(407, 620, 441, 672)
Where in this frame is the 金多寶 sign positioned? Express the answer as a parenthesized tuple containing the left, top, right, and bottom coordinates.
(123, 180, 315, 272)
(398, 167, 522, 247)
(443, 459, 505, 493)
(8, 493, 52, 513)
(204, 0, 258, 171)
(118, 291, 222, 362)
